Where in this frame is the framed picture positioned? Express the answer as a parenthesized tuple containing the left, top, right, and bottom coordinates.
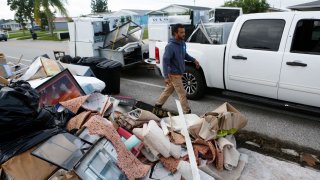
(36, 69, 85, 107)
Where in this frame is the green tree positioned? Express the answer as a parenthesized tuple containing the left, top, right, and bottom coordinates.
(34, 0, 69, 36)
(91, 0, 108, 13)
(39, 11, 49, 30)
(224, 0, 270, 14)
(15, 8, 27, 34)
(7, 0, 35, 30)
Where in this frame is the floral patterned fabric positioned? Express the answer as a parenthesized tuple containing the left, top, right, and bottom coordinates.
(66, 111, 91, 131)
(60, 95, 89, 114)
(83, 115, 150, 180)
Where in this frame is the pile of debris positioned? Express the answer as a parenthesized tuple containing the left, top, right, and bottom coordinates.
(0, 53, 107, 95)
(0, 53, 249, 180)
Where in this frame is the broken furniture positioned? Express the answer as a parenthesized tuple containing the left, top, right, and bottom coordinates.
(99, 21, 148, 66)
(187, 22, 234, 45)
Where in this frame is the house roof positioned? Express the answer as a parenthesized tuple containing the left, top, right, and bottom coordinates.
(89, 9, 150, 17)
(268, 7, 287, 12)
(147, 4, 211, 15)
(173, 4, 211, 11)
(1, 21, 19, 25)
(53, 17, 69, 22)
(287, 0, 320, 11)
(54, 17, 67, 22)
(122, 9, 150, 15)
(147, 10, 168, 15)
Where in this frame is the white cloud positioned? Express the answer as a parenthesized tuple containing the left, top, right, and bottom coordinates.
(109, 0, 224, 11)
(267, 0, 314, 8)
(0, 0, 317, 20)
(64, 0, 91, 17)
(0, 1, 15, 20)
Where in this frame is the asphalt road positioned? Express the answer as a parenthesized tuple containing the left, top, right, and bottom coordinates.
(0, 39, 68, 64)
(1, 39, 320, 152)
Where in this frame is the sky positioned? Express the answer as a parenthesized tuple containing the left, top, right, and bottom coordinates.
(0, 0, 316, 20)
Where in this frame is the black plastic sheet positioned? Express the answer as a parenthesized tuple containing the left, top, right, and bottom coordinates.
(60, 55, 73, 63)
(0, 128, 62, 164)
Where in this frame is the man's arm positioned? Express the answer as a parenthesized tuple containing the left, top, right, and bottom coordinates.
(162, 45, 173, 79)
(185, 51, 200, 69)
(185, 52, 195, 62)
(183, 42, 195, 62)
(183, 43, 200, 68)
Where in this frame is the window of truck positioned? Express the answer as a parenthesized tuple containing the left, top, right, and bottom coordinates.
(291, 19, 320, 55)
(237, 19, 285, 51)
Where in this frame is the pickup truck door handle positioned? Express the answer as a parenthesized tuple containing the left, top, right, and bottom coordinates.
(286, 61, 307, 67)
(232, 55, 247, 60)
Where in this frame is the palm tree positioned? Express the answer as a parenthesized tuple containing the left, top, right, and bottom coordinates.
(34, 0, 69, 36)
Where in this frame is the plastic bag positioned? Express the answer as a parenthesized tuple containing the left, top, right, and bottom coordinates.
(0, 81, 70, 143)
(0, 81, 40, 142)
(41, 106, 71, 128)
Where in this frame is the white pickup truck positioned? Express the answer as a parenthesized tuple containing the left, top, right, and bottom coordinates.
(155, 11, 320, 109)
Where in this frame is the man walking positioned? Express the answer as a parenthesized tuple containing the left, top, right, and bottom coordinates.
(155, 24, 200, 114)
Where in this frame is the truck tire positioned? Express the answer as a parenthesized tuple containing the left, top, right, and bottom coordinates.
(183, 66, 205, 100)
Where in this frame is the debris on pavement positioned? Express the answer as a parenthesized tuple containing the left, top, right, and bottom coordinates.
(281, 148, 299, 157)
(301, 153, 320, 167)
(235, 130, 320, 171)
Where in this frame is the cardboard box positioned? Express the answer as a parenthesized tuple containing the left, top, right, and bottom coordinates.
(1, 147, 57, 180)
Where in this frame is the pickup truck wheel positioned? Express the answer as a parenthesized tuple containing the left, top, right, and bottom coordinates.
(183, 66, 205, 100)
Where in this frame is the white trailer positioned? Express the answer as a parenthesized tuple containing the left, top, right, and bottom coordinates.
(68, 17, 148, 66)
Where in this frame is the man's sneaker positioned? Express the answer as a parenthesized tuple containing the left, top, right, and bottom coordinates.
(185, 110, 192, 114)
